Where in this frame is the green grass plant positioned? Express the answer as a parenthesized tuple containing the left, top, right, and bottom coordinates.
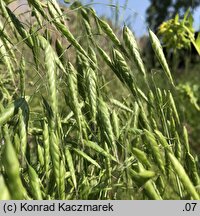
(0, 0, 199, 200)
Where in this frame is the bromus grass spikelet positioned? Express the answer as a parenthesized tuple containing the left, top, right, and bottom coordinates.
(0, 0, 198, 200)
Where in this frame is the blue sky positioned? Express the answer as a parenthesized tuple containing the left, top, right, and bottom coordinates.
(62, 0, 200, 37)
(87, 0, 150, 37)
